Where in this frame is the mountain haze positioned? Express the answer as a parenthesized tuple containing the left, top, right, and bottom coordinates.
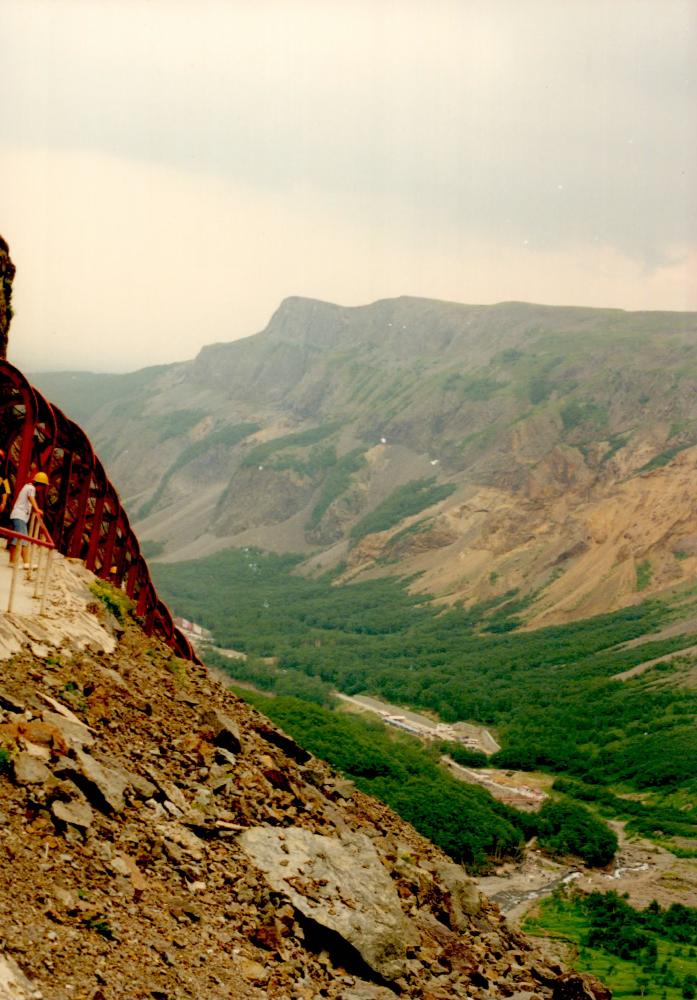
(34, 295, 697, 626)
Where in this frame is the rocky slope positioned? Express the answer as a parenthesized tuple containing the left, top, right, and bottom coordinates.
(32, 295, 697, 624)
(0, 584, 608, 1000)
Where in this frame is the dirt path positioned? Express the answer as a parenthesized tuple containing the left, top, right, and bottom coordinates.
(443, 757, 549, 811)
(335, 692, 500, 754)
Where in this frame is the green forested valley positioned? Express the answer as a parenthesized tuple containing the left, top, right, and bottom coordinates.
(154, 546, 697, 871)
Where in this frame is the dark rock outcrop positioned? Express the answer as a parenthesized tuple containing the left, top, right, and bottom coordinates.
(0, 235, 15, 359)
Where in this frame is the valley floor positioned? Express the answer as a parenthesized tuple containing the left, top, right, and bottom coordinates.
(478, 822, 697, 923)
(208, 656, 697, 932)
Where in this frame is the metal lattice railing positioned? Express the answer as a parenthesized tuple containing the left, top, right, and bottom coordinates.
(0, 360, 199, 663)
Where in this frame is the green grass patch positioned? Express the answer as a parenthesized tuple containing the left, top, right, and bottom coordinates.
(241, 424, 341, 468)
(638, 443, 694, 473)
(146, 409, 206, 441)
(524, 889, 697, 1000)
(560, 399, 608, 432)
(441, 373, 507, 400)
(637, 560, 653, 592)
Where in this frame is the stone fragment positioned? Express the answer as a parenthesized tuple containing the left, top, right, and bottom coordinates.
(63, 750, 128, 813)
(345, 985, 398, 1000)
(201, 707, 242, 754)
(37, 692, 89, 727)
(41, 711, 94, 750)
(239, 826, 416, 981)
(122, 770, 158, 800)
(235, 957, 268, 984)
(12, 752, 52, 786)
(168, 897, 202, 922)
(552, 972, 612, 1000)
(0, 688, 24, 714)
(0, 952, 36, 1000)
(252, 721, 310, 763)
(298, 763, 327, 787)
(51, 798, 94, 830)
(155, 821, 205, 861)
(111, 854, 147, 897)
(433, 860, 481, 928)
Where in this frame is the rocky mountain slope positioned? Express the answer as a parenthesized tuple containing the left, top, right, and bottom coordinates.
(0, 574, 607, 1000)
(33, 295, 697, 624)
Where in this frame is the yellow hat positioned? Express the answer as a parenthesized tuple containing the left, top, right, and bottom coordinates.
(33, 472, 49, 485)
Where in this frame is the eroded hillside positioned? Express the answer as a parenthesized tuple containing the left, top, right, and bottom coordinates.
(33, 295, 697, 624)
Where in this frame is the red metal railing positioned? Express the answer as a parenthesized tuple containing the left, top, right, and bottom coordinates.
(0, 359, 199, 663)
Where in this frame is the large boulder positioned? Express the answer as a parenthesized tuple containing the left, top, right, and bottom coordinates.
(239, 826, 417, 982)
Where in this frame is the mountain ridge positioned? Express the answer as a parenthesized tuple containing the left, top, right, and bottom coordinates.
(30, 294, 697, 626)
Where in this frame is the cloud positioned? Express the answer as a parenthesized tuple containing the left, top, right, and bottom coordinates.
(5, 1, 696, 258)
(2, 146, 695, 373)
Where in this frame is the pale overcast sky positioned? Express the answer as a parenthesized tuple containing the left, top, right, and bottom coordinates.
(2, 0, 696, 371)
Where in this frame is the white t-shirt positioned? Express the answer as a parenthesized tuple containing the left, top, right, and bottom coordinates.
(10, 483, 36, 523)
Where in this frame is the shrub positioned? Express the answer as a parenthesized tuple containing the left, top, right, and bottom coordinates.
(89, 581, 133, 623)
(535, 799, 618, 866)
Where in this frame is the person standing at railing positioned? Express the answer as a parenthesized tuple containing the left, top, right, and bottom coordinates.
(9, 471, 49, 568)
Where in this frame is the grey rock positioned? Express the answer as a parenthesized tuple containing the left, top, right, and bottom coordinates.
(239, 826, 416, 982)
(0, 952, 36, 999)
(122, 770, 158, 800)
(51, 798, 94, 830)
(330, 778, 355, 800)
(252, 720, 310, 763)
(12, 752, 52, 786)
(433, 860, 482, 928)
(214, 746, 237, 766)
(41, 710, 94, 750)
(201, 707, 242, 754)
(66, 750, 128, 813)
